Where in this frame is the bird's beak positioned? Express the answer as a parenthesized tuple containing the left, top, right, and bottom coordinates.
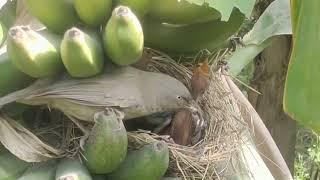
(189, 98, 197, 106)
(184, 102, 198, 112)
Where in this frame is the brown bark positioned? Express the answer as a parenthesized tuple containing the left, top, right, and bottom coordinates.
(248, 36, 296, 173)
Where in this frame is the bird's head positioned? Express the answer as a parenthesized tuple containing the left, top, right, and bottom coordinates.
(142, 72, 193, 113)
(162, 89, 193, 111)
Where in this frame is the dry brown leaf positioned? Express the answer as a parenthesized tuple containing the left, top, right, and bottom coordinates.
(0, 114, 63, 162)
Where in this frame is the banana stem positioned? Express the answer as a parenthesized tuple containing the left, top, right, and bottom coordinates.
(224, 72, 293, 180)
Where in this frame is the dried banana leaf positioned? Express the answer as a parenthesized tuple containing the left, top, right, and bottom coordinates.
(0, 114, 63, 162)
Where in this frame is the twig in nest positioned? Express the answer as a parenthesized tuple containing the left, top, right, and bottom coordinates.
(66, 114, 90, 135)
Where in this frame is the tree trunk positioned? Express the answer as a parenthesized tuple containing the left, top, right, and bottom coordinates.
(248, 36, 296, 173)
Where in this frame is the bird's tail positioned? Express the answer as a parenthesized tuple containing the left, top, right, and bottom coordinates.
(0, 78, 53, 108)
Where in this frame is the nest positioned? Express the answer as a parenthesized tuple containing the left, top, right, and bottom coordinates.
(0, 48, 252, 179)
(130, 49, 251, 179)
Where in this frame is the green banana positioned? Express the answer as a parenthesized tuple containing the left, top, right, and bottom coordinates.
(0, 0, 16, 29)
(18, 160, 57, 180)
(114, 0, 151, 18)
(143, 8, 245, 53)
(107, 141, 169, 180)
(83, 111, 127, 174)
(103, 6, 144, 66)
(147, 0, 221, 24)
(92, 174, 107, 180)
(0, 146, 6, 154)
(0, 152, 30, 180)
(0, 0, 17, 46)
(7, 26, 63, 78)
(74, 0, 112, 27)
(56, 158, 92, 180)
(0, 47, 34, 97)
(24, 0, 78, 33)
(61, 27, 104, 78)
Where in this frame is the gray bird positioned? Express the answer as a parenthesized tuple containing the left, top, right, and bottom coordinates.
(0, 66, 193, 122)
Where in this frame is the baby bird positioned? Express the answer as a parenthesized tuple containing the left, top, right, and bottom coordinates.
(191, 60, 210, 101)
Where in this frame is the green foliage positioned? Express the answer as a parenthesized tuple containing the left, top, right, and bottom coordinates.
(243, 0, 291, 45)
(184, 0, 256, 21)
(228, 39, 272, 76)
(295, 154, 310, 180)
(284, 0, 320, 130)
(295, 128, 320, 180)
(235, 61, 255, 97)
(227, 0, 291, 76)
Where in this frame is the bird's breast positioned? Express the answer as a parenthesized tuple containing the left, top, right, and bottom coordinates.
(121, 104, 164, 120)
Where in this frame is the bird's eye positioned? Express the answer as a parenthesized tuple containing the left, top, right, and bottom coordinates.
(177, 96, 182, 100)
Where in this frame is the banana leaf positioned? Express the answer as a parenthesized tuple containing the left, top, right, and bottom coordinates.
(283, 0, 320, 130)
(228, 0, 292, 76)
(185, 0, 256, 21)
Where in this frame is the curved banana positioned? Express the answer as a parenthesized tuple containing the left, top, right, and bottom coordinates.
(74, 0, 113, 27)
(147, 0, 221, 24)
(114, 0, 151, 18)
(61, 27, 104, 78)
(0, 47, 34, 96)
(143, 9, 245, 53)
(7, 26, 63, 78)
(103, 6, 144, 66)
(24, 0, 78, 33)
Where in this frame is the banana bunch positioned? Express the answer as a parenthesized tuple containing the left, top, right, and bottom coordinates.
(7, 1, 144, 79)
(2, 0, 247, 86)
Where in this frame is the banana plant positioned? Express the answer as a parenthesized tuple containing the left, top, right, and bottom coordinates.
(227, 0, 320, 132)
(228, 0, 292, 76)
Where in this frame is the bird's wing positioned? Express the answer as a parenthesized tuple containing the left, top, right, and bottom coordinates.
(28, 67, 144, 108)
